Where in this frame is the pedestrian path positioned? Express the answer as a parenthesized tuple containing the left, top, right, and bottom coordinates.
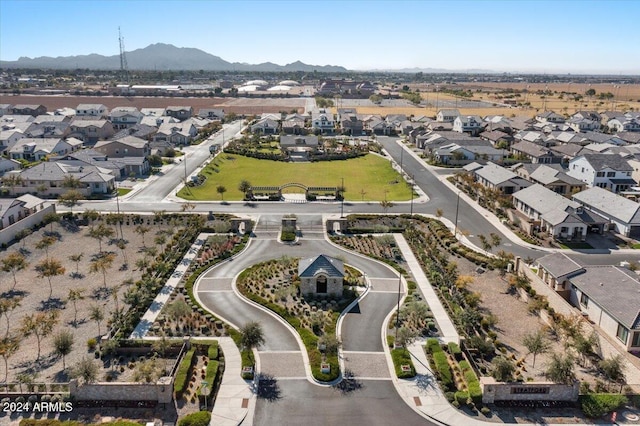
(393, 234, 459, 344)
(129, 233, 211, 339)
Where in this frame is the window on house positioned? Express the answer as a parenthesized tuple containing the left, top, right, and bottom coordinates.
(616, 323, 629, 343)
(580, 293, 589, 307)
(607, 172, 615, 177)
(632, 332, 640, 347)
(596, 172, 605, 177)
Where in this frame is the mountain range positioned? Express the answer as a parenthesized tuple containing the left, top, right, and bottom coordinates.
(0, 43, 348, 73)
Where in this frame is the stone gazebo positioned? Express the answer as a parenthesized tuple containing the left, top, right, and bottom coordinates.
(298, 254, 344, 296)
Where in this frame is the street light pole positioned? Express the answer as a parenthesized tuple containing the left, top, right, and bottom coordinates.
(394, 272, 402, 343)
(399, 141, 404, 174)
(115, 181, 123, 240)
(410, 174, 414, 216)
(454, 191, 461, 237)
(340, 177, 344, 218)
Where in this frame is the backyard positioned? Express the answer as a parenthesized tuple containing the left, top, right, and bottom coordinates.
(177, 153, 413, 201)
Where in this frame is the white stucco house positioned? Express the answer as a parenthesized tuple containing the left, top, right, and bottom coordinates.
(572, 186, 640, 238)
(567, 153, 635, 193)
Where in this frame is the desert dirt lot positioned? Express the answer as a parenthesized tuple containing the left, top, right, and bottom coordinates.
(0, 217, 173, 384)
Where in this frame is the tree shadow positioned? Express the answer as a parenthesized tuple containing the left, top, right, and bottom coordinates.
(18, 247, 31, 256)
(255, 373, 282, 402)
(68, 318, 88, 327)
(332, 369, 363, 395)
(91, 286, 113, 300)
(70, 272, 85, 279)
(43, 230, 62, 240)
(38, 298, 66, 311)
(0, 289, 29, 299)
(53, 369, 70, 382)
(59, 220, 80, 233)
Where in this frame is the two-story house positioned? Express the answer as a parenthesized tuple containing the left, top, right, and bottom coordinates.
(535, 111, 565, 123)
(0, 129, 25, 155)
(75, 104, 109, 119)
(11, 104, 47, 116)
(436, 109, 460, 123)
(197, 108, 225, 120)
(109, 107, 143, 130)
(567, 153, 635, 193)
(566, 117, 600, 132)
(573, 186, 640, 237)
(453, 115, 483, 135)
(165, 106, 193, 121)
(250, 118, 279, 135)
(68, 120, 115, 144)
(312, 109, 335, 134)
(9, 138, 76, 162)
(94, 136, 150, 158)
(608, 117, 640, 133)
(512, 163, 586, 195)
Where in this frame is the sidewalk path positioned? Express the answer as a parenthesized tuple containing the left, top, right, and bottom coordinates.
(393, 234, 459, 344)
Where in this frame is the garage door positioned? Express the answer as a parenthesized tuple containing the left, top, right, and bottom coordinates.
(629, 226, 640, 238)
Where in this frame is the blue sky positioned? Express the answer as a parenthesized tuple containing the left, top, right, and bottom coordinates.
(1, 0, 639, 73)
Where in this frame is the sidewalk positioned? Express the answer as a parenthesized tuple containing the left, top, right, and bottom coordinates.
(393, 234, 459, 344)
(209, 337, 255, 426)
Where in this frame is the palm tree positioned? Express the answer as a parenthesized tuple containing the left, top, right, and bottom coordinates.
(239, 321, 265, 351)
(2, 252, 29, 290)
(35, 258, 65, 297)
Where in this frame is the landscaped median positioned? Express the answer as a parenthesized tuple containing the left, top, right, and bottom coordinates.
(234, 257, 364, 382)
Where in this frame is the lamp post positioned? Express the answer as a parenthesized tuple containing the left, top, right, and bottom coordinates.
(340, 177, 344, 218)
(394, 272, 402, 343)
(399, 142, 404, 175)
(115, 181, 123, 240)
(410, 174, 414, 216)
(454, 191, 461, 237)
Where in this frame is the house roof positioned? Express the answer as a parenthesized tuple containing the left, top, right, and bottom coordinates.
(513, 184, 581, 223)
(437, 109, 460, 116)
(537, 252, 585, 280)
(475, 162, 517, 185)
(76, 104, 107, 111)
(96, 135, 148, 149)
(511, 140, 554, 158)
(280, 135, 319, 148)
(571, 266, 640, 330)
(299, 254, 344, 278)
(9, 138, 64, 154)
(18, 160, 114, 183)
(70, 119, 110, 129)
(577, 153, 632, 171)
(573, 186, 640, 224)
(529, 164, 584, 186)
(15, 194, 45, 209)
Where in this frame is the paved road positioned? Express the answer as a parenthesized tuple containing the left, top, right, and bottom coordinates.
(254, 379, 433, 426)
(129, 121, 243, 202)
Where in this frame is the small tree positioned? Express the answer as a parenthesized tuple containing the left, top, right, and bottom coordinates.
(489, 232, 502, 249)
(216, 185, 227, 200)
(239, 321, 265, 351)
(545, 352, 575, 385)
(522, 329, 551, 368)
(89, 305, 104, 337)
(35, 257, 65, 297)
(318, 334, 341, 356)
(52, 329, 74, 370)
(0, 296, 22, 337)
(35, 235, 57, 259)
(43, 212, 60, 232)
(380, 200, 394, 213)
(0, 335, 20, 382)
(152, 335, 172, 374)
(87, 223, 114, 253)
(21, 310, 59, 361)
(572, 331, 598, 367)
(58, 189, 83, 213)
(168, 299, 191, 330)
(67, 288, 86, 327)
(2, 252, 28, 290)
(599, 355, 626, 392)
(135, 225, 150, 246)
(238, 180, 251, 198)
(89, 253, 116, 288)
(395, 327, 418, 349)
(491, 356, 516, 382)
(68, 253, 83, 276)
(72, 356, 99, 384)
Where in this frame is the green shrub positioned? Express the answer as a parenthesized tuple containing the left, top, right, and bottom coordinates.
(199, 360, 219, 397)
(467, 381, 483, 406)
(459, 360, 471, 372)
(580, 394, 628, 418)
(426, 338, 441, 354)
(433, 351, 453, 390)
(455, 390, 469, 405)
(447, 342, 462, 361)
(207, 341, 219, 360)
(178, 411, 211, 426)
(174, 347, 196, 398)
(391, 348, 416, 378)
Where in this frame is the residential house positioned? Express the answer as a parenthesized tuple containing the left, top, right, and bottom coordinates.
(298, 254, 344, 296)
(109, 107, 143, 130)
(573, 186, 640, 237)
(197, 108, 225, 120)
(535, 111, 565, 123)
(0, 194, 48, 230)
(11, 104, 47, 116)
(340, 113, 364, 135)
(140, 108, 166, 117)
(0, 129, 25, 155)
(567, 117, 600, 132)
(311, 110, 335, 134)
(601, 111, 625, 125)
(9, 138, 76, 162)
(510, 140, 562, 164)
(512, 163, 586, 195)
(484, 116, 514, 134)
(567, 153, 635, 193)
(572, 111, 601, 123)
(0, 104, 11, 116)
(453, 115, 483, 135)
(75, 104, 108, 118)
(608, 117, 640, 133)
(473, 162, 531, 194)
(536, 252, 640, 353)
(62, 149, 149, 178)
(94, 136, 150, 158)
(280, 135, 320, 160)
(511, 184, 603, 240)
(68, 119, 115, 144)
(9, 161, 115, 197)
(434, 143, 504, 165)
(153, 122, 197, 146)
(0, 158, 21, 176)
(165, 106, 193, 121)
(618, 132, 640, 144)
(24, 121, 71, 139)
(250, 118, 279, 135)
(480, 130, 513, 147)
(112, 124, 157, 141)
(436, 109, 460, 123)
(281, 118, 306, 135)
(140, 115, 179, 127)
(365, 116, 393, 135)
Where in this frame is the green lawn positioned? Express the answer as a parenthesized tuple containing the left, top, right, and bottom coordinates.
(179, 153, 413, 201)
(117, 187, 132, 196)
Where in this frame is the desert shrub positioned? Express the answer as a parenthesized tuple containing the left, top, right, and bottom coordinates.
(178, 411, 211, 426)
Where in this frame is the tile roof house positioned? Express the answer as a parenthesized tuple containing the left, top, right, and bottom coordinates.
(608, 117, 640, 133)
(9, 138, 77, 162)
(61, 149, 149, 178)
(311, 110, 335, 134)
(572, 186, 640, 237)
(511, 184, 603, 240)
(453, 115, 484, 135)
(153, 122, 197, 146)
(94, 136, 150, 158)
(298, 254, 344, 296)
(165, 106, 193, 121)
(510, 140, 562, 164)
(75, 104, 108, 118)
(250, 118, 279, 135)
(436, 109, 460, 123)
(25, 121, 71, 139)
(0, 158, 21, 176)
(0, 194, 48, 231)
(567, 153, 635, 193)
(513, 163, 586, 195)
(473, 162, 531, 194)
(109, 107, 143, 130)
(197, 108, 225, 120)
(11, 104, 47, 116)
(535, 252, 640, 352)
(434, 143, 503, 165)
(68, 119, 115, 144)
(535, 111, 565, 123)
(0, 129, 25, 155)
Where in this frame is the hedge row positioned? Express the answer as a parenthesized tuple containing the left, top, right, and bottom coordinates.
(448, 342, 462, 361)
(580, 394, 628, 418)
(391, 348, 416, 378)
(432, 350, 454, 391)
(174, 347, 196, 398)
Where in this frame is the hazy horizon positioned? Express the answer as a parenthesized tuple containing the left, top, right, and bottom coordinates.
(2, 0, 639, 74)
